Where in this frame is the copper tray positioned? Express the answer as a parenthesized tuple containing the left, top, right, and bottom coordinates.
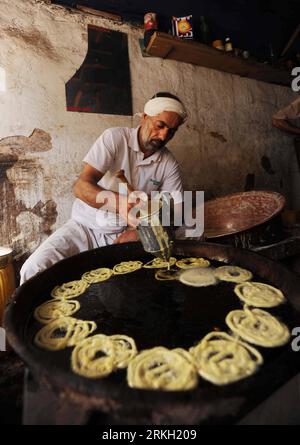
(204, 191, 285, 239)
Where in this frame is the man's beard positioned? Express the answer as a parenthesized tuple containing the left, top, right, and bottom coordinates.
(140, 123, 165, 152)
(144, 138, 164, 151)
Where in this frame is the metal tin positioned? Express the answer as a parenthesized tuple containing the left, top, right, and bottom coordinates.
(137, 204, 174, 259)
(0, 247, 15, 326)
(0, 247, 13, 269)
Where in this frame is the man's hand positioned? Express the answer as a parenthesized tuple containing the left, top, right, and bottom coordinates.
(272, 118, 300, 136)
(73, 164, 104, 209)
(115, 188, 149, 228)
(114, 229, 139, 244)
(74, 163, 145, 227)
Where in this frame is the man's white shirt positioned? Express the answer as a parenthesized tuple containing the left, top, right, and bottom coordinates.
(71, 126, 183, 232)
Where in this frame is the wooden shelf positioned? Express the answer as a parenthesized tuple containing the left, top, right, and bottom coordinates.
(146, 32, 291, 87)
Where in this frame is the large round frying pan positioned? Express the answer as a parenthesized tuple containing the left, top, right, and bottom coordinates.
(4, 241, 300, 425)
(204, 191, 285, 239)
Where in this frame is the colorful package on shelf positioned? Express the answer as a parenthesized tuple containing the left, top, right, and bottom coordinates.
(172, 15, 193, 39)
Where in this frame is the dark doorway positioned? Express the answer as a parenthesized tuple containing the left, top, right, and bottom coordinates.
(66, 25, 132, 115)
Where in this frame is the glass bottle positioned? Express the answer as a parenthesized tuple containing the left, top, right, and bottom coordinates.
(268, 43, 277, 66)
(200, 16, 210, 44)
(225, 37, 233, 52)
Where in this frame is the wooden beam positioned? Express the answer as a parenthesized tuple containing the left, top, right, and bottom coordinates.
(76, 5, 122, 23)
(146, 32, 291, 87)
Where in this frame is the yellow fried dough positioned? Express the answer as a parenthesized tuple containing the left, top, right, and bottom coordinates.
(226, 306, 290, 347)
(113, 261, 143, 275)
(51, 279, 88, 299)
(179, 267, 217, 287)
(82, 267, 113, 284)
(214, 266, 253, 283)
(71, 334, 116, 378)
(34, 317, 96, 351)
(155, 269, 178, 281)
(190, 331, 263, 385)
(127, 346, 198, 390)
(34, 299, 80, 324)
(234, 282, 286, 308)
(71, 334, 138, 378)
(144, 257, 177, 269)
(109, 334, 138, 369)
(176, 257, 210, 269)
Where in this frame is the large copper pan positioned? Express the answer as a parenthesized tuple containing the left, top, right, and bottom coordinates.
(204, 191, 285, 239)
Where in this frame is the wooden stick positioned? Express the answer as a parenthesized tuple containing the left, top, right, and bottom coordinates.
(281, 23, 300, 57)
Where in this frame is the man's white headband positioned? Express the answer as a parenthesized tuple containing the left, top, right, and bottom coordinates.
(144, 97, 188, 121)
